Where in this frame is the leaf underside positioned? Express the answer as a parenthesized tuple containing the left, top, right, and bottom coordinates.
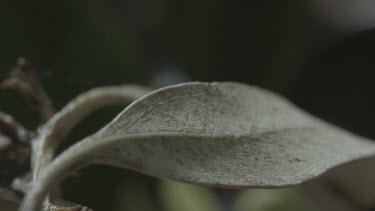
(21, 82, 375, 211)
(88, 82, 375, 187)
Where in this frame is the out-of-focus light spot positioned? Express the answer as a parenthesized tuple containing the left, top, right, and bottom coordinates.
(311, 0, 375, 32)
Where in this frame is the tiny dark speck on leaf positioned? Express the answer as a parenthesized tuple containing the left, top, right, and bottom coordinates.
(294, 158, 301, 162)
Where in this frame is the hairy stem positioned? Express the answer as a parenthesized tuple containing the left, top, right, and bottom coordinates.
(32, 85, 150, 181)
(21, 135, 127, 211)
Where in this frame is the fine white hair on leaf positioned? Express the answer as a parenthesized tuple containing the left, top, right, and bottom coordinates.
(21, 82, 375, 211)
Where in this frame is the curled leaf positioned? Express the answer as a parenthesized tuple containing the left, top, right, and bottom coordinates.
(21, 82, 375, 211)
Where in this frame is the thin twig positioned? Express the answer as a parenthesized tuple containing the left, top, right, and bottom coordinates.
(0, 112, 33, 205)
(0, 112, 34, 144)
(0, 112, 34, 163)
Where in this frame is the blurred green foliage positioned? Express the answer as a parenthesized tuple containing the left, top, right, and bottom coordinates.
(159, 180, 223, 211)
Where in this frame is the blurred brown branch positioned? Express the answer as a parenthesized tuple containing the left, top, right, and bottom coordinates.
(1, 58, 54, 122)
(0, 112, 33, 164)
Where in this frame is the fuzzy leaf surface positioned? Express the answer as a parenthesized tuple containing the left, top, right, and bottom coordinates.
(21, 82, 375, 211)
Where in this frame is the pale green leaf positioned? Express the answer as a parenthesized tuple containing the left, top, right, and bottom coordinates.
(21, 82, 375, 211)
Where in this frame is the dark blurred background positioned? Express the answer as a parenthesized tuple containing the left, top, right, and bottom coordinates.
(1, 1, 375, 210)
